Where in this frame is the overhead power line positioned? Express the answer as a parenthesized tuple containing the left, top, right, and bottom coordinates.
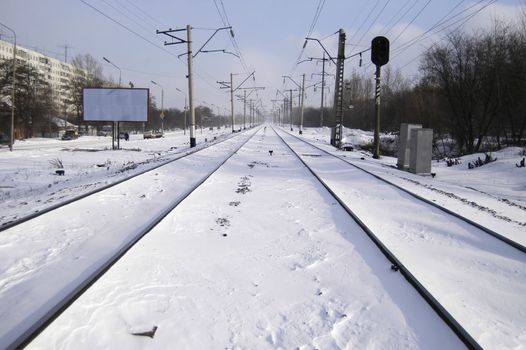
(292, 0, 328, 71)
(78, 0, 177, 58)
(78, 0, 226, 95)
(395, 0, 498, 68)
(391, 0, 433, 44)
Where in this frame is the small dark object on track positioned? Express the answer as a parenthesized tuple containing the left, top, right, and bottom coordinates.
(390, 264, 399, 271)
(269, 150, 273, 156)
(131, 325, 158, 338)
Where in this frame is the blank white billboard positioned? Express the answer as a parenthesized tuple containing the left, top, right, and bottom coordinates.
(83, 88, 149, 122)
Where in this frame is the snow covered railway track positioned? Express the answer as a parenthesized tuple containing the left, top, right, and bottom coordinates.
(284, 130, 526, 254)
(0, 128, 259, 350)
(25, 125, 467, 349)
(274, 126, 526, 350)
(0, 133, 239, 232)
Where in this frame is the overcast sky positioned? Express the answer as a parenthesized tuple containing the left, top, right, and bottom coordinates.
(0, 0, 524, 113)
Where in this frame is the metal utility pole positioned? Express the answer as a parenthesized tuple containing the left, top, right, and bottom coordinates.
(250, 100, 254, 127)
(300, 74, 305, 135)
(243, 90, 246, 129)
(157, 25, 232, 147)
(289, 89, 293, 131)
(218, 71, 260, 132)
(320, 52, 326, 127)
(283, 98, 288, 128)
(230, 73, 235, 132)
(60, 44, 72, 63)
(184, 95, 187, 135)
(186, 25, 196, 147)
(175, 88, 187, 135)
(331, 28, 346, 148)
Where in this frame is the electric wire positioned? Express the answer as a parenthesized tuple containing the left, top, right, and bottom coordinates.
(382, 0, 413, 33)
(99, 0, 153, 35)
(392, 0, 496, 58)
(354, 0, 393, 48)
(391, 0, 433, 44)
(390, 0, 467, 55)
(383, 0, 419, 35)
(346, 0, 382, 47)
(122, 0, 170, 29)
(78, 0, 226, 97)
(78, 0, 179, 59)
(293, 0, 327, 68)
(361, 0, 497, 74)
(396, 0, 498, 70)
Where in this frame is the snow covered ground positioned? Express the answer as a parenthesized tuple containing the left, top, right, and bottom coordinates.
(0, 128, 232, 227)
(0, 126, 525, 349)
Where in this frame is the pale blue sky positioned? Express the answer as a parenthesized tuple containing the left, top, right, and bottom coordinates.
(1, 0, 524, 112)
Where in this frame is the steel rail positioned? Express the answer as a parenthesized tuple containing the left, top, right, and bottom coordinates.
(272, 125, 483, 350)
(281, 128, 526, 254)
(0, 131, 241, 232)
(10, 127, 262, 350)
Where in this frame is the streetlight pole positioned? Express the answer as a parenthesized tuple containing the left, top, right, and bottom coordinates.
(102, 56, 122, 149)
(151, 80, 164, 132)
(0, 22, 16, 151)
(102, 56, 121, 87)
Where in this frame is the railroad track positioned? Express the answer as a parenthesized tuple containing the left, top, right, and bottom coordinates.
(4, 125, 524, 349)
(280, 128, 525, 254)
(25, 125, 464, 349)
(1, 128, 260, 350)
(274, 126, 526, 349)
(0, 130, 241, 231)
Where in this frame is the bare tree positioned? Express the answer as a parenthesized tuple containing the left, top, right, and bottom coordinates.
(67, 54, 104, 125)
(420, 26, 508, 153)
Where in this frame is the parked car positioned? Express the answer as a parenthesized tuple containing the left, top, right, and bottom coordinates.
(97, 125, 112, 136)
(61, 129, 79, 140)
(143, 130, 163, 139)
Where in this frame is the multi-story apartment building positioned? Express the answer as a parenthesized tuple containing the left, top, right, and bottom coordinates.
(0, 39, 76, 109)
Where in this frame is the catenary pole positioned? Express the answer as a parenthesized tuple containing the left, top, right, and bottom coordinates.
(243, 90, 246, 129)
(187, 25, 196, 147)
(289, 89, 293, 131)
(230, 73, 235, 132)
(300, 73, 305, 135)
(320, 52, 326, 128)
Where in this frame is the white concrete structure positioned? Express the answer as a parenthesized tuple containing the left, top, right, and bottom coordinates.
(409, 128, 433, 174)
(397, 123, 422, 170)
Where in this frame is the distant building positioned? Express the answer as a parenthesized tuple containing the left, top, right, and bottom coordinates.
(0, 39, 79, 110)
